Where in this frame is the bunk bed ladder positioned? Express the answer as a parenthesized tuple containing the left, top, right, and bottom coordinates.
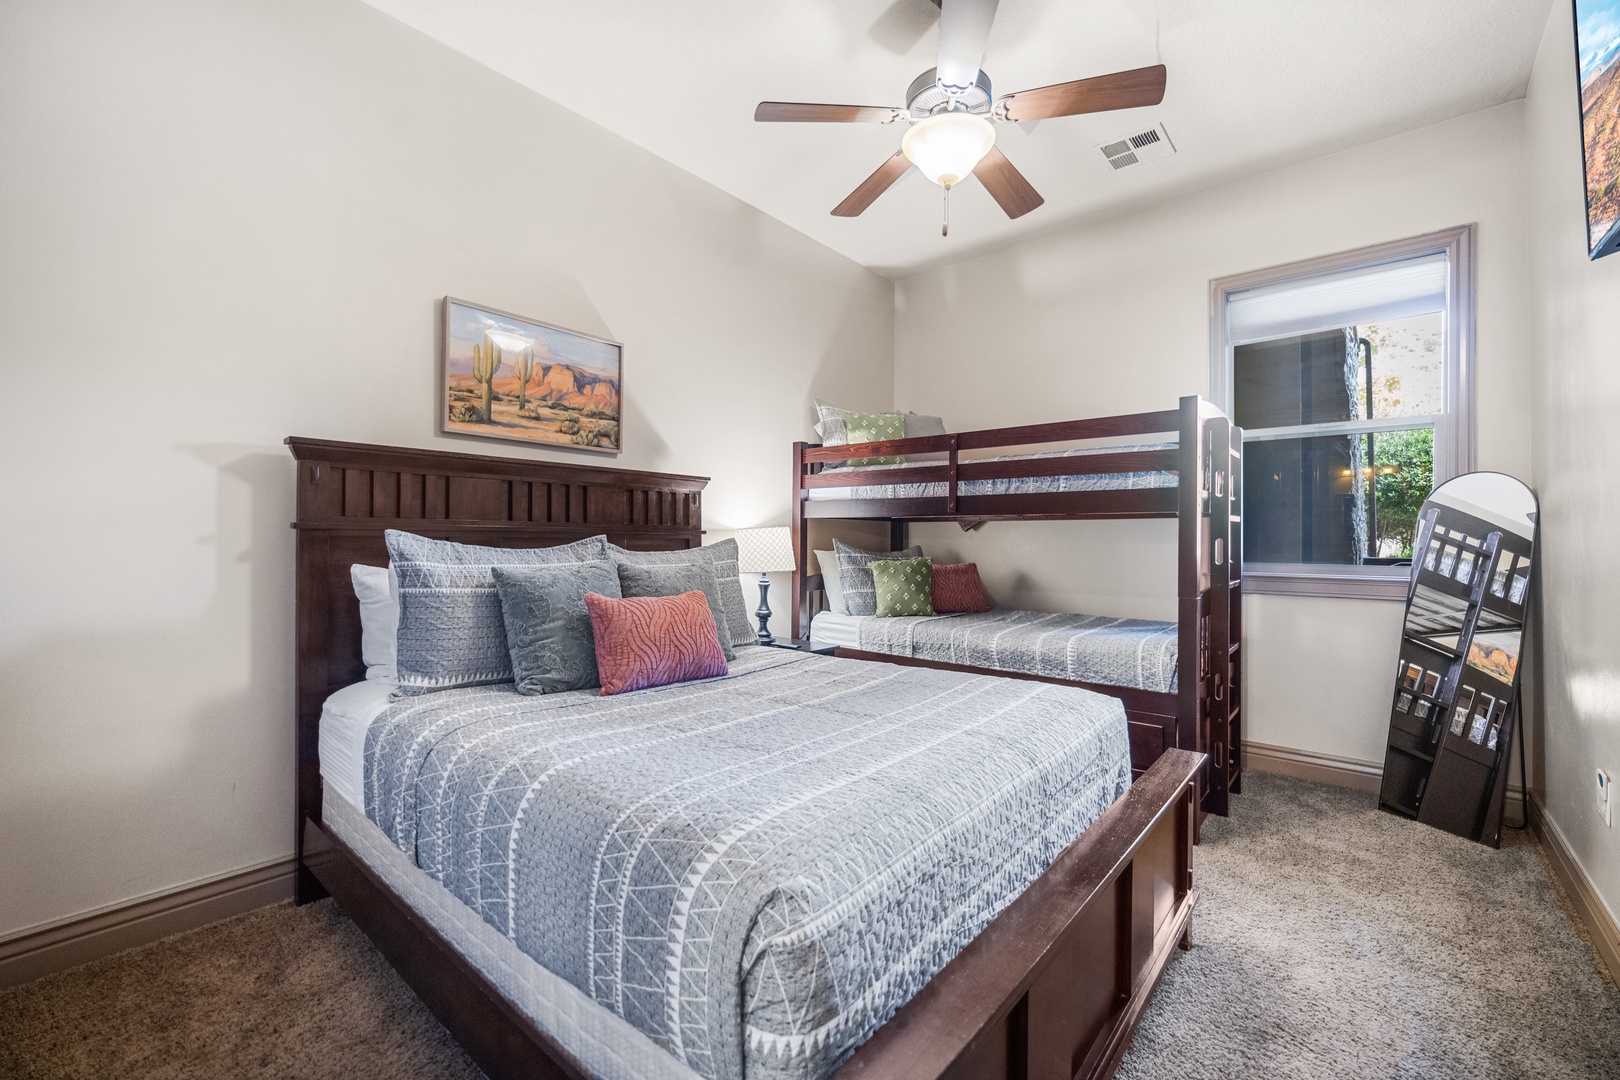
(1228, 426, 1244, 797)
(1179, 396, 1241, 818)
(1206, 412, 1234, 817)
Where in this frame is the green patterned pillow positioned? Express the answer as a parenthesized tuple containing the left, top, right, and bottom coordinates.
(844, 411, 905, 467)
(871, 556, 935, 617)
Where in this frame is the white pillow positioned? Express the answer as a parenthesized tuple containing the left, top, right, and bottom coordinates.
(903, 411, 949, 464)
(815, 550, 846, 615)
(350, 564, 398, 683)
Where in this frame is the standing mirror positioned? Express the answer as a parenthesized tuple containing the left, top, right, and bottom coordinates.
(1378, 472, 1537, 846)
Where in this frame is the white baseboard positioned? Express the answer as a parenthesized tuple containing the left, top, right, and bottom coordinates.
(1529, 794, 1620, 985)
(1244, 741, 1384, 793)
(1242, 741, 1528, 819)
(0, 857, 294, 990)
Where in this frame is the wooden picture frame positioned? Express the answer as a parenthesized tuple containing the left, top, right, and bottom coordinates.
(441, 297, 623, 454)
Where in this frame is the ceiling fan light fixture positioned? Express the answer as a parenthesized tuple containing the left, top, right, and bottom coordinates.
(901, 112, 995, 188)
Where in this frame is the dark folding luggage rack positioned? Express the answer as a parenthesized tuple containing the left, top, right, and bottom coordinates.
(791, 395, 1245, 821)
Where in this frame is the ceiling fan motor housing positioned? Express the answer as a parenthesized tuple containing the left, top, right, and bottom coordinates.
(907, 68, 993, 119)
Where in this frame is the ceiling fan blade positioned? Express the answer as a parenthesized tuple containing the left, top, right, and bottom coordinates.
(831, 152, 912, 217)
(754, 102, 903, 123)
(936, 0, 1000, 94)
(973, 146, 1044, 219)
(996, 64, 1167, 122)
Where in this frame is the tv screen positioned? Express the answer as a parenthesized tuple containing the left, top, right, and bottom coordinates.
(1577, 0, 1620, 259)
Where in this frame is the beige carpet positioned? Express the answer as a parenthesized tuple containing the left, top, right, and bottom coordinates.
(3, 773, 1617, 1079)
(0, 900, 482, 1080)
(1119, 773, 1620, 1079)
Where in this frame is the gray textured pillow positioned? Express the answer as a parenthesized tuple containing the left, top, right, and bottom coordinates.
(492, 562, 621, 695)
(386, 530, 610, 696)
(606, 538, 755, 649)
(832, 538, 925, 617)
(615, 563, 737, 661)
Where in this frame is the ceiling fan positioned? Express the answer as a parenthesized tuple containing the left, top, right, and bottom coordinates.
(754, 0, 1166, 232)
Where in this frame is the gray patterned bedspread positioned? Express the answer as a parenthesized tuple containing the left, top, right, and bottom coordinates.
(858, 609, 1179, 693)
(364, 647, 1131, 1080)
(808, 441, 1176, 501)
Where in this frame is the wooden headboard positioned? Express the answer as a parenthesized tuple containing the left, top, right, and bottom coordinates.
(285, 436, 708, 888)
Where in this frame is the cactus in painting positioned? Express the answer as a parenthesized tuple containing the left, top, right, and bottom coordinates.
(471, 336, 503, 422)
(512, 346, 536, 412)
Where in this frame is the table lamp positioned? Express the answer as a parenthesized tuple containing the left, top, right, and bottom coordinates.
(734, 526, 797, 645)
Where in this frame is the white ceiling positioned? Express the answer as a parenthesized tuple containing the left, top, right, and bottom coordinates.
(360, 0, 1547, 278)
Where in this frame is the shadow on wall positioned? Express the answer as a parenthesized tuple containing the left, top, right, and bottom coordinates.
(0, 447, 296, 936)
(803, 289, 898, 426)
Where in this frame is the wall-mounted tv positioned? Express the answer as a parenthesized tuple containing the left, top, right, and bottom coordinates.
(1576, 0, 1620, 259)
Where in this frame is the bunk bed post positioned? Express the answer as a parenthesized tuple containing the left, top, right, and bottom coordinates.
(792, 440, 810, 639)
(1175, 396, 1207, 823)
(889, 520, 908, 551)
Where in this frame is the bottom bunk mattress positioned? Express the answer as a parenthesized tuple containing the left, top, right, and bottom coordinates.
(353, 646, 1131, 1080)
(812, 608, 1179, 694)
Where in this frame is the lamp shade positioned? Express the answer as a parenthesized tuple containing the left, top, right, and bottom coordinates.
(734, 526, 797, 574)
(901, 112, 995, 188)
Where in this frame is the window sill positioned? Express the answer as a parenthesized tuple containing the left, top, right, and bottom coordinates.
(1242, 566, 1412, 601)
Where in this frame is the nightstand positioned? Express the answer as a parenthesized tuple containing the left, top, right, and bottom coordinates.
(761, 637, 839, 655)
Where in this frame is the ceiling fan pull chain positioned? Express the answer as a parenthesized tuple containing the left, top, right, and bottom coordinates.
(942, 184, 950, 237)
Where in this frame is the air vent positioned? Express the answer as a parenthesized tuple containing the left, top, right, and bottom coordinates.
(1097, 123, 1175, 171)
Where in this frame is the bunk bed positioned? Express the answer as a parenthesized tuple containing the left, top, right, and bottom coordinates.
(792, 395, 1244, 818)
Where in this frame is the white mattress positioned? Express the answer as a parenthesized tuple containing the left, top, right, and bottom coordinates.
(316, 679, 395, 810)
(316, 683, 701, 1080)
(809, 609, 865, 648)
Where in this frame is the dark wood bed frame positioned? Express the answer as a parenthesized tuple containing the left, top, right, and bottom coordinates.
(288, 435, 1203, 1080)
(792, 395, 1243, 821)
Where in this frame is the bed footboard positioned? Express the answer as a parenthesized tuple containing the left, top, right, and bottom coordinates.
(834, 748, 1201, 1080)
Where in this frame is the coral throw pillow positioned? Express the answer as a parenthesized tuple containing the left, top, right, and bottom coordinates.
(584, 590, 729, 696)
(932, 562, 991, 614)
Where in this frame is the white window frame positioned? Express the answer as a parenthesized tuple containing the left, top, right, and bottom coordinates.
(1209, 225, 1476, 600)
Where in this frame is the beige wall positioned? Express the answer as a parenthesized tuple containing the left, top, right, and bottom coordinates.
(1525, 3, 1620, 928)
(892, 102, 1533, 769)
(0, 0, 892, 939)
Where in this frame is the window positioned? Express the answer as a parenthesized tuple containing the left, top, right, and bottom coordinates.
(1211, 227, 1475, 598)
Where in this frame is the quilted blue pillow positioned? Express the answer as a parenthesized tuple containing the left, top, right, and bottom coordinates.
(386, 530, 610, 697)
(492, 561, 622, 695)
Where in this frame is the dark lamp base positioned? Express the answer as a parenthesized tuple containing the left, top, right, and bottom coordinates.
(754, 573, 775, 645)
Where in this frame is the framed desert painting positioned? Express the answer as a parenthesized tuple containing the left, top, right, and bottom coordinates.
(441, 297, 622, 453)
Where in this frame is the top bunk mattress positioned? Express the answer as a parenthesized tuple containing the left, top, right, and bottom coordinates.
(814, 608, 1179, 694)
(357, 646, 1131, 1080)
(807, 440, 1177, 501)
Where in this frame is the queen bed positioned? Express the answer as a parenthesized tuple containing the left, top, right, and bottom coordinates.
(288, 437, 1201, 1080)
